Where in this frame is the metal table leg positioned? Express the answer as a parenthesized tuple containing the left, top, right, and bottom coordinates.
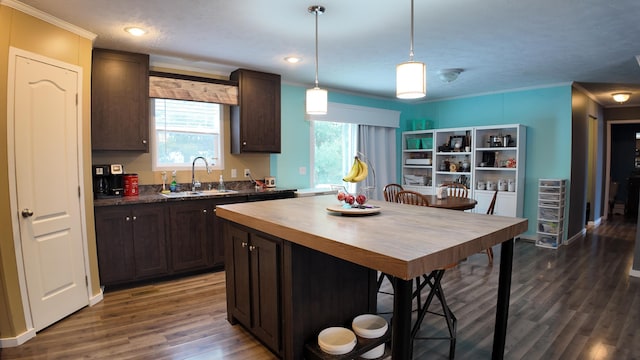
(391, 278, 413, 360)
(492, 238, 514, 360)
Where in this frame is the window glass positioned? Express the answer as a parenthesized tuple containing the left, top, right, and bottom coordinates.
(152, 99, 222, 170)
(312, 121, 358, 192)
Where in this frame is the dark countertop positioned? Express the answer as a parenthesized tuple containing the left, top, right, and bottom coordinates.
(93, 187, 297, 207)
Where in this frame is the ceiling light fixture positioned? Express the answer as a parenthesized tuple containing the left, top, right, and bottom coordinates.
(438, 68, 463, 83)
(306, 5, 328, 115)
(285, 56, 302, 64)
(612, 92, 631, 103)
(396, 0, 426, 99)
(124, 27, 147, 36)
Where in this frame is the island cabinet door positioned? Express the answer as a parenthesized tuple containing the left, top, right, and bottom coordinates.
(249, 234, 281, 352)
(227, 225, 252, 327)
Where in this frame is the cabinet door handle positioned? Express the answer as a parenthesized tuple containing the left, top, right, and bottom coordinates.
(203, 209, 207, 213)
(242, 141, 247, 146)
(241, 242, 248, 248)
(132, 216, 137, 221)
(249, 245, 256, 252)
(142, 139, 147, 144)
(126, 216, 131, 221)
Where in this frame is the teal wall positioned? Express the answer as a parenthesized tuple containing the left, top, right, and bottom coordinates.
(273, 84, 574, 238)
(414, 86, 574, 237)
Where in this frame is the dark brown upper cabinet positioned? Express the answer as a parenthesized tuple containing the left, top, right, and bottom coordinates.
(91, 48, 149, 151)
(230, 69, 281, 153)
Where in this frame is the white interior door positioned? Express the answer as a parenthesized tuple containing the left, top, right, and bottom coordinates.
(12, 53, 88, 331)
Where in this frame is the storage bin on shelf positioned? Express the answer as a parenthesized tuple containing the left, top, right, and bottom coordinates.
(406, 138, 421, 150)
(420, 137, 433, 149)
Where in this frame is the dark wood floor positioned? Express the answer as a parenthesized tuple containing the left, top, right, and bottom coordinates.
(2, 216, 639, 359)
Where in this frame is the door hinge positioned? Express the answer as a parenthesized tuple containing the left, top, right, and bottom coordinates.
(76, 93, 78, 105)
(78, 186, 81, 198)
(85, 276, 88, 287)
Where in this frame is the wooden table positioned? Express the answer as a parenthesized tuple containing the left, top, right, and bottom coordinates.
(424, 195, 478, 211)
(217, 195, 527, 359)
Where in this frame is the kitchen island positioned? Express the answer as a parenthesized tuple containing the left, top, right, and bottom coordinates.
(217, 195, 528, 359)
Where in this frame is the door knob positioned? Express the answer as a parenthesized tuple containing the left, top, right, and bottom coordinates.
(21, 209, 34, 218)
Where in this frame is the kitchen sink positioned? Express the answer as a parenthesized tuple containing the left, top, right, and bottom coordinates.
(160, 189, 238, 198)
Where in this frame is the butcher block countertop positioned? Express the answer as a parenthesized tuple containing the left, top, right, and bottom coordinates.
(216, 195, 527, 280)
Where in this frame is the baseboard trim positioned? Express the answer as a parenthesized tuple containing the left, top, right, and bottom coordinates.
(89, 288, 104, 306)
(0, 328, 36, 348)
(565, 229, 586, 246)
(630, 269, 640, 278)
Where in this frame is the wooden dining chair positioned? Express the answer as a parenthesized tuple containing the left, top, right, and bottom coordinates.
(484, 190, 498, 264)
(383, 183, 404, 202)
(445, 182, 468, 198)
(395, 190, 430, 206)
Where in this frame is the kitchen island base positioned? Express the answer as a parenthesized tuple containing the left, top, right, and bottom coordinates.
(224, 221, 377, 359)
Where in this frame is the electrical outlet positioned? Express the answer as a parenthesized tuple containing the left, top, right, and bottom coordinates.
(244, 169, 250, 178)
(231, 169, 237, 178)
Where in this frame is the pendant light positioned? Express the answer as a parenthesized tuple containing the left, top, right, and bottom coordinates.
(306, 5, 328, 115)
(396, 0, 426, 99)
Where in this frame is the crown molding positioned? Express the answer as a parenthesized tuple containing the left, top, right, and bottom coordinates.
(1, 0, 96, 41)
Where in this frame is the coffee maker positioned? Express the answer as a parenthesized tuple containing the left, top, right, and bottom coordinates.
(93, 164, 124, 198)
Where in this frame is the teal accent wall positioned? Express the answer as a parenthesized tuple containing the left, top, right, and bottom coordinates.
(413, 86, 573, 237)
(272, 84, 573, 238)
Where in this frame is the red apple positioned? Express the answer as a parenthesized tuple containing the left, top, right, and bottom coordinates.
(337, 191, 346, 201)
(345, 194, 355, 205)
(356, 194, 367, 205)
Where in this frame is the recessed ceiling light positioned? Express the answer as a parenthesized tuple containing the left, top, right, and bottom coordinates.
(284, 56, 302, 64)
(124, 27, 147, 36)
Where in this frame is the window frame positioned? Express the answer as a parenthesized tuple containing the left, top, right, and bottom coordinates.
(310, 120, 358, 192)
(150, 98, 224, 171)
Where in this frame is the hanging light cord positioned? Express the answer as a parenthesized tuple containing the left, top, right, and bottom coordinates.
(409, 0, 415, 61)
(313, 7, 320, 88)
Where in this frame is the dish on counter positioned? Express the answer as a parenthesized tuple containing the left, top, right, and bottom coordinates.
(326, 204, 381, 216)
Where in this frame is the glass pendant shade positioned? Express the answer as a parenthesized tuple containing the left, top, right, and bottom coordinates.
(306, 86, 328, 114)
(396, 61, 426, 99)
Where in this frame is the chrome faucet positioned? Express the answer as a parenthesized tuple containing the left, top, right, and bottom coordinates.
(191, 156, 211, 192)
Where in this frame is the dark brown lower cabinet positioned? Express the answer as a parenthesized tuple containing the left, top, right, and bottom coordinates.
(224, 221, 377, 359)
(168, 200, 214, 272)
(95, 192, 296, 287)
(95, 203, 168, 286)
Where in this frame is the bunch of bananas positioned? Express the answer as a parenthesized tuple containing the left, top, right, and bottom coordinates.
(342, 156, 368, 183)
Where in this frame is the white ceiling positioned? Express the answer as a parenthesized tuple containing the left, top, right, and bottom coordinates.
(14, 0, 640, 107)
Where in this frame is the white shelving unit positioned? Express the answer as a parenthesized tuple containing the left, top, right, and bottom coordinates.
(472, 125, 526, 216)
(536, 179, 566, 248)
(401, 130, 435, 194)
(401, 125, 526, 211)
(433, 127, 473, 193)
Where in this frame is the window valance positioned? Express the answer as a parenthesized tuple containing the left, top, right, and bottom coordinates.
(305, 102, 400, 128)
(149, 73, 238, 105)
